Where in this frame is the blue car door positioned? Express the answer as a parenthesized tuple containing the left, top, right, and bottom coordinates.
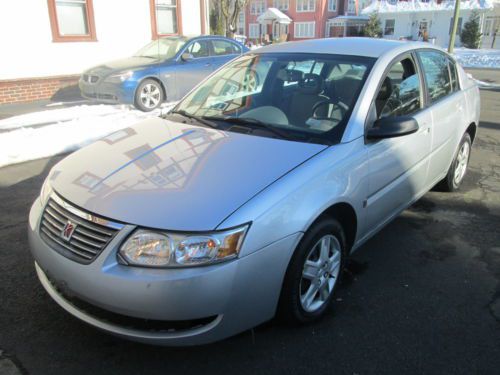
(174, 39, 214, 99)
(210, 39, 242, 70)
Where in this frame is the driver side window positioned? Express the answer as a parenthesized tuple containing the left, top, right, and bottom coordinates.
(375, 57, 422, 119)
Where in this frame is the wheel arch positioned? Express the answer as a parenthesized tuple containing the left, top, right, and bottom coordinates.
(135, 76, 167, 103)
(466, 122, 477, 143)
(311, 202, 358, 254)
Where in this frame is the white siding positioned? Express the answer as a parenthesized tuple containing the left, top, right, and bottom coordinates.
(0, 0, 202, 80)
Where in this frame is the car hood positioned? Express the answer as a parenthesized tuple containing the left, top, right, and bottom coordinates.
(85, 56, 165, 75)
(49, 118, 326, 231)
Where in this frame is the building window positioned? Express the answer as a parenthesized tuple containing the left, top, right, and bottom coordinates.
(250, 0, 265, 15)
(294, 22, 315, 38)
(150, 0, 182, 38)
(47, 0, 97, 42)
(273, 0, 289, 10)
(249, 23, 261, 38)
(296, 0, 315, 12)
(347, 0, 356, 13)
(384, 19, 395, 35)
(448, 17, 463, 35)
(237, 11, 245, 35)
(328, 0, 337, 12)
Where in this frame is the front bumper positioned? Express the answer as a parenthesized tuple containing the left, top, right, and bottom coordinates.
(28, 197, 300, 346)
(79, 79, 135, 105)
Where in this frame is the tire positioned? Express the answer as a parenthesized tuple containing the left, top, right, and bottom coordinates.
(278, 217, 346, 324)
(437, 132, 472, 192)
(134, 79, 164, 112)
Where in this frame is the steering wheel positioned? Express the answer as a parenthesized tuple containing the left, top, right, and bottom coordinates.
(311, 99, 348, 121)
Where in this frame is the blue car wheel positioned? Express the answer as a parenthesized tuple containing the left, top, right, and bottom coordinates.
(134, 79, 164, 112)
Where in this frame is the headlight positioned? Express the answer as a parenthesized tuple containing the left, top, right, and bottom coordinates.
(119, 225, 249, 268)
(40, 174, 53, 204)
(105, 71, 134, 83)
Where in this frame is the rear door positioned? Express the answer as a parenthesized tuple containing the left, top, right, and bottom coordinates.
(174, 39, 214, 99)
(416, 50, 464, 185)
(364, 53, 433, 234)
(210, 39, 242, 69)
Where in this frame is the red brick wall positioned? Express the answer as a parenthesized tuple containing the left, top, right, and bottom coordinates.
(0, 75, 79, 105)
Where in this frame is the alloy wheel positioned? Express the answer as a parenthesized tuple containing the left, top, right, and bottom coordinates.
(140, 83, 161, 109)
(299, 234, 341, 313)
(454, 141, 470, 186)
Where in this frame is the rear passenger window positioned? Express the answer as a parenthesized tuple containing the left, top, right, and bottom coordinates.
(418, 50, 452, 103)
(212, 40, 240, 56)
(374, 57, 422, 118)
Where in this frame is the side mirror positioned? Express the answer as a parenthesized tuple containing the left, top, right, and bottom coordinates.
(366, 116, 419, 140)
(181, 52, 194, 62)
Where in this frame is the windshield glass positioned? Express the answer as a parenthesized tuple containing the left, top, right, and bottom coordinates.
(134, 37, 187, 59)
(173, 53, 374, 144)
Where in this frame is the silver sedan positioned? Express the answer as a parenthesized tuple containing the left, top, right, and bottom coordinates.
(28, 38, 480, 345)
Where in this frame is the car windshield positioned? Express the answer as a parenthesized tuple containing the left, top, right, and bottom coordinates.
(134, 37, 187, 59)
(173, 53, 375, 144)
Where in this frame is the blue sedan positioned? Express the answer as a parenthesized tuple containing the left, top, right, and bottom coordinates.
(79, 35, 248, 111)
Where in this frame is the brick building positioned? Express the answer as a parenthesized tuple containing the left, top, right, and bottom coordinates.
(239, 0, 369, 43)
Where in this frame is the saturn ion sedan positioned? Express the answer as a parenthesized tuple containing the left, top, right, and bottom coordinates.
(29, 38, 479, 346)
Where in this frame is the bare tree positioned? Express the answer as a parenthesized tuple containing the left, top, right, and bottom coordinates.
(219, 0, 250, 37)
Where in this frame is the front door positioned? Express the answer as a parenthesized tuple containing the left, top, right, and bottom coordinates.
(174, 39, 214, 99)
(364, 54, 432, 234)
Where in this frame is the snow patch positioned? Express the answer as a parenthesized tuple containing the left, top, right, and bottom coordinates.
(454, 48, 500, 69)
(362, 0, 494, 14)
(0, 102, 177, 168)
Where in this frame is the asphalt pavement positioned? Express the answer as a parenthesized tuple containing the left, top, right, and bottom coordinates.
(0, 78, 499, 375)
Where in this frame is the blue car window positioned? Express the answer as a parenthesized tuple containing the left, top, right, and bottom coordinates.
(212, 40, 240, 56)
(186, 41, 210, 58)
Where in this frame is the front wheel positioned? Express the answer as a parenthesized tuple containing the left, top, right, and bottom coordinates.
(437, 132, 472, 192)
(134, 79, 164, 112)
(278, 217, 346, 324)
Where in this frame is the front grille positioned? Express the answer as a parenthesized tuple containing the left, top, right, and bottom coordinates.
(82, 74, 99, 84)
(40, 195, 121, 264)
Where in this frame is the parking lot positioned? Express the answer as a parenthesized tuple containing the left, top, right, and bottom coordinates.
(0, 79, 499, 374)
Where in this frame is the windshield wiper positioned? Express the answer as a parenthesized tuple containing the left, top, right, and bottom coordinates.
(203, 116, 294, 141)
(170, 110, 218, 129)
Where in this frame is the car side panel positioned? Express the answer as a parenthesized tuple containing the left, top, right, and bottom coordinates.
(218, 139, 370, 257)
(158, 64, 178, 101)
(363, 107, 432, 237)
(426, 92, 464, 183)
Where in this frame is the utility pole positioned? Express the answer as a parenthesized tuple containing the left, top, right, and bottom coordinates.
(448, 0, 461, 53)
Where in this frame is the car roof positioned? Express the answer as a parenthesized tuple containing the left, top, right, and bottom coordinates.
(185, 35, 239, 41)
(253, 37, 441, 58)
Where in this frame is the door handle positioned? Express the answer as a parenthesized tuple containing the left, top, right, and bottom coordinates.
(204, 63, 212, 67)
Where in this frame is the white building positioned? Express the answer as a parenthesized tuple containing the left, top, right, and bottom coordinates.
(362, 0, 499, 49)
(0, 0, 209, 105)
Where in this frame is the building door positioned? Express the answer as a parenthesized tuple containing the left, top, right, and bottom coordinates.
(418, 21, 428, 40)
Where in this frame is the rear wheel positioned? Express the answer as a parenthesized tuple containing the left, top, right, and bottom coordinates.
(134, 79, 163, 112)
(437, 132, 472, 192)
(278, 217, 346, 324)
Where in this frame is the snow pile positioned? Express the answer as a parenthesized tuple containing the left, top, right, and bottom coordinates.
(362, 0, 494, 14)
(0, 103, 176, 168)
(454, 48, 500, 69)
